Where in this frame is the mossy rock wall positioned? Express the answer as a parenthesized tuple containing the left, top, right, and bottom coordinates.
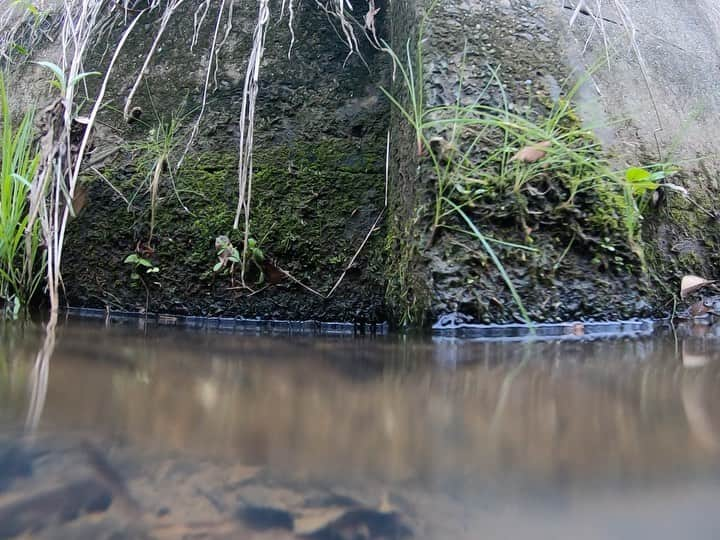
(387, 0, 720, 326)
(47, 1, 390, 321)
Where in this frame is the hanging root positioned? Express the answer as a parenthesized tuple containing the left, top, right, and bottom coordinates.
(314, 0, 364, 65)
(123, 0, 187, 122)
(233, 0, 270, 284)
(279, 0, 297, 58)
(363, 0, 381, 49)
(178, 0, 229, 169)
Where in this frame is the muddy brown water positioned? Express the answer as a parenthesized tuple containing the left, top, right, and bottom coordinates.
(2, 318, 720, 539)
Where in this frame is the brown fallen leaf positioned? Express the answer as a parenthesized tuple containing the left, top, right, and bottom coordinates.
(680, 274, 716, 299)
(509, 140, 551, 163)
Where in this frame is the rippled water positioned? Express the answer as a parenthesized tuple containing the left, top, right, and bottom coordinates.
(2, 317, 720, 539)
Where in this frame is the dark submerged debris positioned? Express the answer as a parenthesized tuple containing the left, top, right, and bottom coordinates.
(0, 445, 33, 492)
(0, 478, 113, 539)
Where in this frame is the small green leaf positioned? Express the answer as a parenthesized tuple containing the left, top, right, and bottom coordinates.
(124, 253, 153, 267)
(625, 167, 651, 182)
(34, 61, 66, 91)
(213, 261, 223, 272)
(69, 71, 101, 89)
(146, 267, 159, 273)
(130, 272, 140, 280)
(631, 181, 658, 195)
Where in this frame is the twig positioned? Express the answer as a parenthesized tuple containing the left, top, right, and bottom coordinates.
(326, 208, 385, 299)
(384, 129, 390, 206)
(276, 264, 325, 297)
(245, 283, 269, 296)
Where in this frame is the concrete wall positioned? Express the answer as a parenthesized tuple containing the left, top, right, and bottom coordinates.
(562, 0, 720, 169)
(388, 0, 720, 325)
(4, 1, 391, 322)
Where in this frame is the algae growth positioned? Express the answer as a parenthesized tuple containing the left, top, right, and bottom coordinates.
(62, 138, 387, 322)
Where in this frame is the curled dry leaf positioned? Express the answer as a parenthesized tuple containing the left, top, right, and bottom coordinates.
(680, 274, 716, 299)
(509, 140, 551, 163)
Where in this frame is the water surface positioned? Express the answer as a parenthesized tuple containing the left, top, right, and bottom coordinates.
(1, 318, 720, 539)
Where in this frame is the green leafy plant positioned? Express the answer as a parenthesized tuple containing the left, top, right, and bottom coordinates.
(213, 235, 240, 273)
(123, 253, 159, 280)
(123, 253, 159, 314)
(213, 234, 265, 284)
(247, 237, 264, 266)
(0, 71, 43, 314)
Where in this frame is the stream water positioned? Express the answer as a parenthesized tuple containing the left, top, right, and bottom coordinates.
(2, 317, 720, 539)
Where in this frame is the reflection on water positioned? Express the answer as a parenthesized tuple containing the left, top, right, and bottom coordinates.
(2, 319, 720, 538)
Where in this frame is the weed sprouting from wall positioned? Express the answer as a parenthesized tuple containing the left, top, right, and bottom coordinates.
(127, 111, 189, 244)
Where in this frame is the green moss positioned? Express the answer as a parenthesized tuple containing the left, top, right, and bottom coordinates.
(246, 141, 383, 286)
(384, 207, 430, 328)
(61, 137, 387, 320)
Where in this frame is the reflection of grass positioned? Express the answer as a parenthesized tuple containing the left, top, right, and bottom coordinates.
(0, 323, 31, 406)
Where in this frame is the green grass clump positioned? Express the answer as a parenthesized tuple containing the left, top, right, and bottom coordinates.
(0, 71, 43, 314)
